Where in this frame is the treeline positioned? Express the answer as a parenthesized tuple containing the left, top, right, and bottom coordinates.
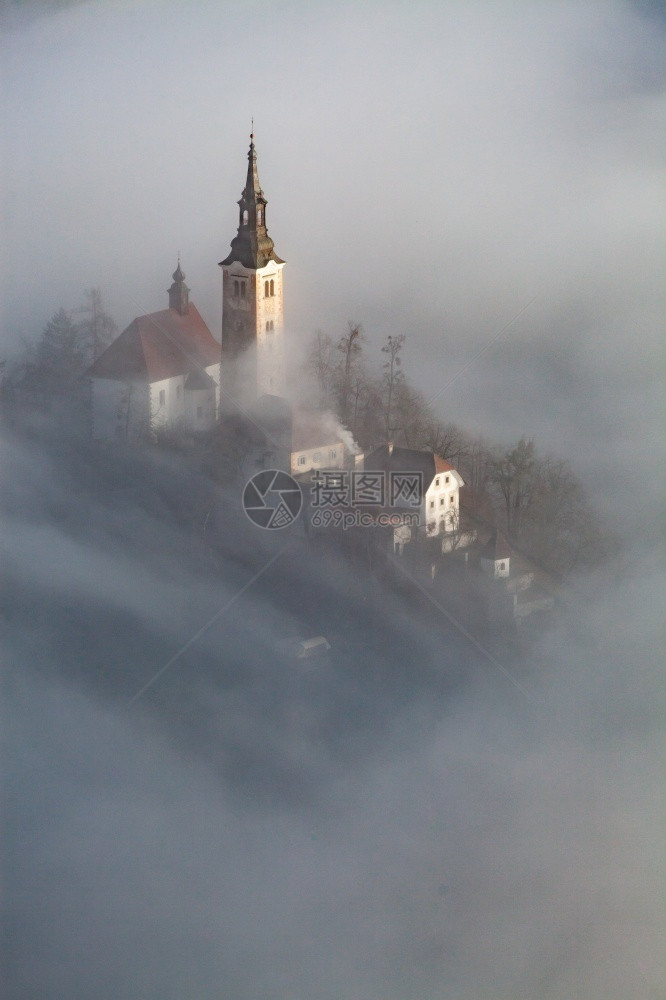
(304, 324, 610, 577)
(1, 298, 611, 578)
(1, 289, 116, 421)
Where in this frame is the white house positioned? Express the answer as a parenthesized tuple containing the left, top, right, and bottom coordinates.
(361, 444, 465, 552)
(88, 263, 220, 441)
(424, 455, 465, 537)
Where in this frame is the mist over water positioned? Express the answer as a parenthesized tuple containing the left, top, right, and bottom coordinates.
(2, 2, 664, 998)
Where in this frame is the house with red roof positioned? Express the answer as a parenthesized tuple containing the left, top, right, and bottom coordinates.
(87, 263, 220, 440)
(361, 444, 465, 553)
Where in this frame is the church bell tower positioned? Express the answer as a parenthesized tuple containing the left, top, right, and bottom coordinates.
(219, 133, 285, 403)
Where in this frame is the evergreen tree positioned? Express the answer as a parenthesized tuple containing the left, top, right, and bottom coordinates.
(76, 288, 117, 364)
(31, 308, 86, 396)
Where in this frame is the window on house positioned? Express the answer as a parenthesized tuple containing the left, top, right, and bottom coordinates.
(265, 322, 270, 332)
(234, 280, 239, 297)
(439, 497, 444, 505)
(242, 210, 248, 224)
(500, 562, 505, 571)
(269, 320, 274, 331)
(240, 282, 246, 298)
(159, 389, 165, 406)
(435, 477, 440, 487)
(445, 475, 450, 484)
(429, 500, 434, 509)
(269, 279, 275, 296)
(329, 449, 337, 459)
(450, 495, 454, 504)
(298, 456, 306, 466)
(264, 280, 269, 297)
(257, 208, 262, 224)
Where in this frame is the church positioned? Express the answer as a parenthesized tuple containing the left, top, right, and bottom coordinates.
(88, 133, 289, 441)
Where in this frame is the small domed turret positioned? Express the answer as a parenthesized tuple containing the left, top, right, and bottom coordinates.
(168, 258, 190, 315)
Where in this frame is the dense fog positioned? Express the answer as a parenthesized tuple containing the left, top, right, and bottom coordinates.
(2, 2, 664, 998)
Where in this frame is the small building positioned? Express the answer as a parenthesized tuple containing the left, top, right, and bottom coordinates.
(362, 444, 465, 550)
(290, 410, 353, 477)
(480, 529, 511, 578)
(88, 263, 220, 441)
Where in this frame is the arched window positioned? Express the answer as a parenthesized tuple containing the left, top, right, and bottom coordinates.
(242, 209, 248, 224)
(269, 320, 274, 331)
(264, 280, 269, 297)
(257, 208, 262, 224)
(269, 279, 275, 296)
(265, 321, 270, 332)
(233, 280, 239, 297)
(240, 282, 246, 299)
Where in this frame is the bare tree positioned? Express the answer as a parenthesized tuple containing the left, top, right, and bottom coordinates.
(334, 322, 363, 426)
(380, 333, 405, 440)
(489, 437, 537, 540)
(306, 329, 335, 409)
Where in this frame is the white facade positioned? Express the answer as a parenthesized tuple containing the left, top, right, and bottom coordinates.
(149, 364, 219, 433)
(221, 259, 286, 400)
(424, 467, 464, 535)
(291, 441, 345, 476)
(92, 362, 219, 442)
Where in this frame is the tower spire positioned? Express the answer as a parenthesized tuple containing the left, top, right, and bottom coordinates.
(219, 134, 284, 269)
(218, 135, 286, 401)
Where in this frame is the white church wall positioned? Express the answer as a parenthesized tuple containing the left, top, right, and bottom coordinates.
(149, 375, 186, 430)
(184, 386, 216, 432)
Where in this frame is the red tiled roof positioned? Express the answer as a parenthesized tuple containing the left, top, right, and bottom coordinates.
(434, 455, 456, 474)
(87, 305, 219, 383)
